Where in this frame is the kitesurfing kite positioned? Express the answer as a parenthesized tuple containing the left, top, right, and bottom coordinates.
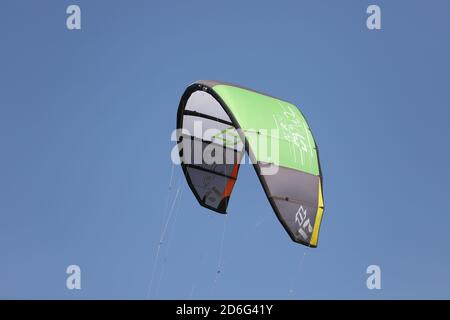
(176, 81, 324, 247)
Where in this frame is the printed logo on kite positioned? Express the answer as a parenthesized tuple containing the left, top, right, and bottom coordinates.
(295, 205, 313, 241)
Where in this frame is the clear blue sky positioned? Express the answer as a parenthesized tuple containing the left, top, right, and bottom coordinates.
(1, 0, 449, 299)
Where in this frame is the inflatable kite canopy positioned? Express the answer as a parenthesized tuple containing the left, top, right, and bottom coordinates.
(176, 80, 324, 247)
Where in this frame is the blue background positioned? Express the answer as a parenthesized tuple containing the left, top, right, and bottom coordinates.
(1, 0, 449, 299)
